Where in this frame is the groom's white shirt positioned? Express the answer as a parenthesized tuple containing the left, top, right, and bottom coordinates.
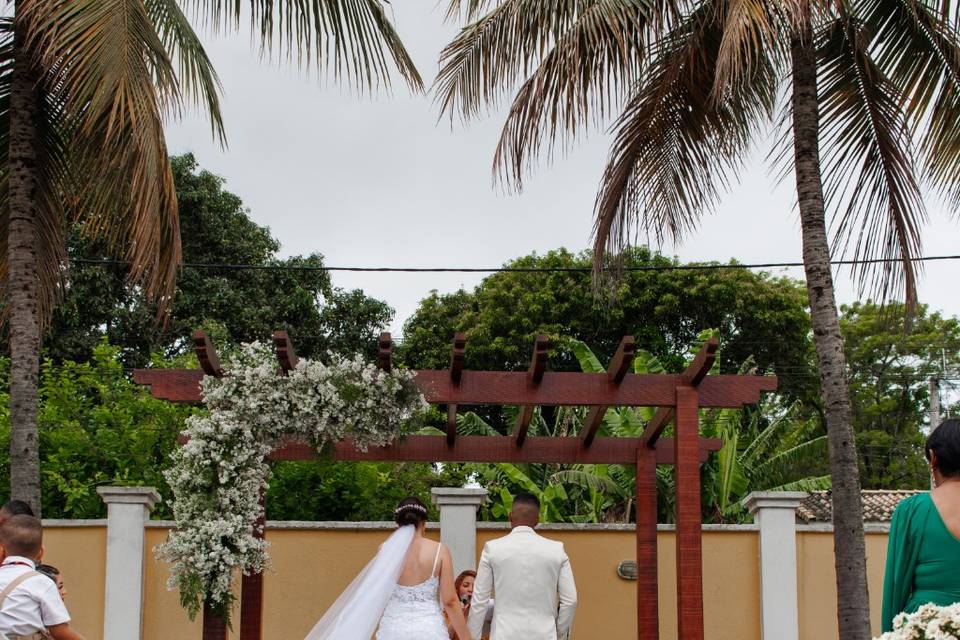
(467, 526, 577, 640)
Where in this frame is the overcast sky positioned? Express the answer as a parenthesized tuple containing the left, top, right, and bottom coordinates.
(164, 3, 960, 338)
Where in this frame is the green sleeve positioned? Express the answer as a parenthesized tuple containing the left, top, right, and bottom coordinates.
(881, 497, 921, 631)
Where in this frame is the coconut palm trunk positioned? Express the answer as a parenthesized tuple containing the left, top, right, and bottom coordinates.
(7, 7, 42, 516)
(791, 11, 870, 639)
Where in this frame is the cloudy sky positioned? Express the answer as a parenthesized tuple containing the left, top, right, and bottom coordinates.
(164, 3, 960, 337)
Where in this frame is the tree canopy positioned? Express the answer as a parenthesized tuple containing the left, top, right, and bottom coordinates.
(401, 247, 816, 407)
(39, 154, 390, 367)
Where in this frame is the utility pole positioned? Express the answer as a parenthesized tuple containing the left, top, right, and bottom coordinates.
(930, 377, 941, 432)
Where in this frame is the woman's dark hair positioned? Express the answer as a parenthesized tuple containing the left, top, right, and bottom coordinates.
(455, 570, 476, 594)
(926, 418, 960, 477)
(394, 496, 428, 528)
(0, 500, 34, 518)
(36, 564, 60, 581)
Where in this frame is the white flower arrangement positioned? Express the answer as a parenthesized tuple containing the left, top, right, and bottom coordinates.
(156, 342, 428, 622)
(876, 603, 960, 640)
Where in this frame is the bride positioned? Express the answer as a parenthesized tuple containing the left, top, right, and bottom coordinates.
(305, 497, 470, 640)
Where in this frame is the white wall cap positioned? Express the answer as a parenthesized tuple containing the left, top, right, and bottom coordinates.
(742, 491, 808, 514)
(97, 486, 161, 508)
(431, 487, 489, 506)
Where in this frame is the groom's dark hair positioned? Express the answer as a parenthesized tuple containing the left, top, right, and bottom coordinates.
(513, 492, 540, 509)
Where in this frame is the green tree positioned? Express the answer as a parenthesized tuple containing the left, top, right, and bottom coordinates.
(2, 1, 421, 516)
(438, 3, 960, 633)
(842, 302, 960, 489)
(401, 247, 815, 431)
(40, 155, 389, 367)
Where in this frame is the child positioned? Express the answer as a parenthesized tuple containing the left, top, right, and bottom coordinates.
(0, 516, 84, 640)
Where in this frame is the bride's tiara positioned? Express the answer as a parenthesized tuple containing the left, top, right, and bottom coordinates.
(394, 503, 427, 515)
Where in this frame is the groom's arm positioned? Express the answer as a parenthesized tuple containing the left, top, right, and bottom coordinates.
(467, 544, 493, 640)
(556, 547, 577, 639)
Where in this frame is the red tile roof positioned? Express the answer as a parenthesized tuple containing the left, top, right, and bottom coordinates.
(797, 490, 924, 523)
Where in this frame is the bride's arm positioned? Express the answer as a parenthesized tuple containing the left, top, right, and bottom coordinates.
(438, 545, 470, 640)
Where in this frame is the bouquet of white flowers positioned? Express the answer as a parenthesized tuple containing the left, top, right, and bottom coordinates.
(875, 603, 960, 639)
(156, 342, 428, 623)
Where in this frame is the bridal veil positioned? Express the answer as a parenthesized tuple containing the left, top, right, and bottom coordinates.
(304, 524, 415, 639)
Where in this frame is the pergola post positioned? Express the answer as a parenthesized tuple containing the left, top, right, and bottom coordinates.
(675, 385, 704, 640)
(202, 605, 227, 640)
(635, 446, 659, 639)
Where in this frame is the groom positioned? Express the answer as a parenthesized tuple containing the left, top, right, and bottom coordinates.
(467, 493, 577, 640)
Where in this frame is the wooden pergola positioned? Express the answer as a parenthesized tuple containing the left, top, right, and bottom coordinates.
(133, 330, 777, 640)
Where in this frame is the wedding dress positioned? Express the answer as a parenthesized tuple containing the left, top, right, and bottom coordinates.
(304, 526, 449, 640)
(375, 545, 448, 640)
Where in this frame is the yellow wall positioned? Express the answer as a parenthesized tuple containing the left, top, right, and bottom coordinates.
(797, 529, 889, 640)
(44, 524, 890, 640)
(43, 525, 106, 640)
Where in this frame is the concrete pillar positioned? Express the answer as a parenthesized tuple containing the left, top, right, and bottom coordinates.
(431, 488, 488, 574)
(742, 491, 807, 640)
(98, 486, 160, 640)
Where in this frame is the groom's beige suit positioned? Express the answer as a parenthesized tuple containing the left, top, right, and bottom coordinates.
(466, 525, 577, 640)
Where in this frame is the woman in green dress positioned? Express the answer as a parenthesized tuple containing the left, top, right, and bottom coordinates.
(882, 418, 960, 631)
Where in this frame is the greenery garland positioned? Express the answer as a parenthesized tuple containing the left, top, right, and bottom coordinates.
(157, 342, 427, 621)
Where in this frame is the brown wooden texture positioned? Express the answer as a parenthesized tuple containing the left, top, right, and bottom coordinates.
(133, 367, 775, 409)
(378, 332, 392, 372)
(674, 386, 704, 640)
(529, 334, 549, 383)
(273, 331, 298, 373)
(202, 604, 227, 640)
(446, 404, 457, 446)
(682, 337, 718, 386)
(266, 434, 720, 465)
(450, 333, 466, 384)
(641, 407, 674, 445)
(239, 492, 266, 640)
(607, 335, 636, 383)
(193, 331, 222, 377)
(636, 446, 659, 639)
(581, 336, 636, 447)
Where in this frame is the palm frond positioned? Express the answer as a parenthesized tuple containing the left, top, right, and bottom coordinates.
(710, 0, 791, 104)
(490, 0, 653, 188)
(857, 0, 960, 207)
(146, 0, 226, 144)
(570, 338, 605, 372)
(749, 435, 829, 480)
(443, 0, 503, 23)
(818, 13, 926, 308)
(550, 468, 625, 496)
(186, 0, 423, 91)
(767, 475, 832, 492)
(29, 0, 182, 311)
(457, 411, 502, 436)
(591, 0, 778, 274)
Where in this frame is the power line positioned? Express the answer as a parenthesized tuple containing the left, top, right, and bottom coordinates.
(70, 254, 960, 274)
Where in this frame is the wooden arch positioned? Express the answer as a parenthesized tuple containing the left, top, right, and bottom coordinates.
(133, 330, 777, 640)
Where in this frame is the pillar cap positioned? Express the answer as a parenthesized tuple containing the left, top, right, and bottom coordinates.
(742, 491, 807, 515)
(431, 487, 488, 506)
(97, 486, 161, 509)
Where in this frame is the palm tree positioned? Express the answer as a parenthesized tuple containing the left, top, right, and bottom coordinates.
(2, 0, 421, 515)
(436, 2, 960, 635)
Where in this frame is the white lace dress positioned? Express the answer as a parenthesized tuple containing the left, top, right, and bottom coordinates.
(376, 547, 448, 640)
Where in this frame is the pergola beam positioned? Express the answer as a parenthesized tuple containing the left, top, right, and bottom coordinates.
(273, 331, 298, 373)
(133, 368, 776, 408)
(514, 335, 549, 446)
(378, 332, 392, 372)
(643, 337, 721, 446)
(581, 336, 636, 447)
(447, 333, 467, 445)
(192, 331, 223, 377)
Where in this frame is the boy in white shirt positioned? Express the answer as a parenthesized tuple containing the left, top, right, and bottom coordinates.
(0, 515, 84, 640)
